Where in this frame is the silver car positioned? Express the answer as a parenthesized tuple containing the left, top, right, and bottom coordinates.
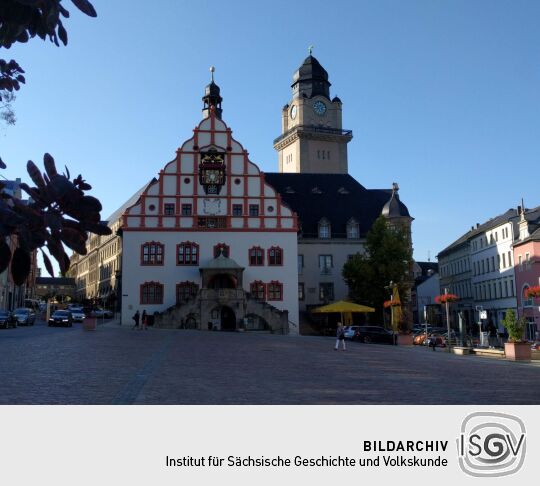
(68, 306, 85, 322)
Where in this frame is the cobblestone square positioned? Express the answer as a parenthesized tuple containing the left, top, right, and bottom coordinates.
(1, 320, 539, 405)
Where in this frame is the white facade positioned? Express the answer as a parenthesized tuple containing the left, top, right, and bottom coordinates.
(121, 111, 299, 330)
(470, 221, 517, 329)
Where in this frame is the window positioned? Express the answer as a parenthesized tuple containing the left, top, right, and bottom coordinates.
(510, 279, 514, 296)
(181, 204, 192, 216)
(232, 204, 243, 216)
(198, 217, 226, 228)
(164, 203, 175, 216)
(297, 255, 304, 274)
(140, 281, 163, 305)
(346, 220, 360, 239)
(298, 283, 305, 301)
(268, 246, 283, 266)
(177, 242, 199, 265)
(498, 282, 502, 299)
(502, 253, 506, 268)
(141, 242, 164, 265)
(249, 204, 259, 217)
(508, 251, 512, 266)
(267, 281, 283, 301)
(524, 286, 534, 307)
(250, 281, 266, 300)
(318, 218, 331, 239)
(176, 281, 199, 303)
(518, 255, 523, 270)
(319, 283, 334, 301)
(526, 253, 531, 269)
(319, 255, 333, 274)
(213, 243, 230, 258)
(249, 246, 264, 266)
(491, 256, 495, 272)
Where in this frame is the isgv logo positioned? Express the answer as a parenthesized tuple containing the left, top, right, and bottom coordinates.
(457, 412, 526, 477)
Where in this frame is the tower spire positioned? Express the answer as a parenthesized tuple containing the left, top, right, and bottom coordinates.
(202, 65, 222, 119)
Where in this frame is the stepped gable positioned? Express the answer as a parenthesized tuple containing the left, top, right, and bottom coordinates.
(121, 107, 297, 232)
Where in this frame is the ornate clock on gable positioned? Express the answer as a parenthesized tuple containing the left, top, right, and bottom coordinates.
(199, 149, 226, 195)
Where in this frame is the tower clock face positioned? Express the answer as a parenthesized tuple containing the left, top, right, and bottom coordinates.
(290, 105, 297, 119)
(313, 100, 326, 116)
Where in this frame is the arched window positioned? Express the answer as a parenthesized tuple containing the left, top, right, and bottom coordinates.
(250, 281, 266, 300)
(267, 281, 283, 301)
(268, 246, 283, 266)
(523, 285, 534, 307)
(177, 242, 199, 265)
(318, 218, 331, 239)
(140, 281, 163, 304)
(141, 241, 164, 265)
(176, 281, 199, 303)
(213, 243, 230, 258)
(249, 246, 264, 266)
(346, 219, 359, 239)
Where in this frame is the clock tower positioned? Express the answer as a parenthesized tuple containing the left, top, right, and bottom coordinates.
(274, 53, 353, 174)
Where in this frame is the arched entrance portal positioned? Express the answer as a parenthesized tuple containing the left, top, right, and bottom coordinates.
(221, 306, 236, 331)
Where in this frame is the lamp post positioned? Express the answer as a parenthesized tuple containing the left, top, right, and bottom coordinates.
(445, 287, 451, 353)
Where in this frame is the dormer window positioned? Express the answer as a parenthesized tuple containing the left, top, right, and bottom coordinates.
(318, 218, 331, 239)
(346, 219, 359, 239)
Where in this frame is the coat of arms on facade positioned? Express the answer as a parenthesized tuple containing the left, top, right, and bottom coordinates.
(199, 149, 226, 195)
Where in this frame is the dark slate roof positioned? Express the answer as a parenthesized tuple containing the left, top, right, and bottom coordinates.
(36, 277, 75, 286)
(264, 173, 410, 238)
(417, 261, 439, 275)
(291, 55, 331, 99)
(381, 190, 410, 218)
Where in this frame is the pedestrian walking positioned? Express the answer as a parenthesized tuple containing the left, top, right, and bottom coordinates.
(141, 310, 148, 330)
(131, 310, 140, 330)
(334, 322, 346, 351)
(428, 334, 437, 351)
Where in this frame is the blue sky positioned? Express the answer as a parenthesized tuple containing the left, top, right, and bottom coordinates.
(1, 0, 539, 268)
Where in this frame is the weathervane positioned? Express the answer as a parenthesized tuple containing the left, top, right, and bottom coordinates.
(308, 45, 314, 55)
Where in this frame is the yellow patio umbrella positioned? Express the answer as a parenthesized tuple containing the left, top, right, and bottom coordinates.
(312, 300, 375, 325)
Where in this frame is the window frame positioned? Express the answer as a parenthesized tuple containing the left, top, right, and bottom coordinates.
(267, 281, 283, 301)
(140, 241, 164, 266)
(181, 204, 193, 216)
(268, 246, 283, 266)
(140, 281, 164, 305)
(249, 246, 264, 266)
(213, 243, 230, 258)
(164, 203, 175, 216)
(176, 241, 199, 266)
(176, 281, 199, 303)
(250, 280, 266, 300)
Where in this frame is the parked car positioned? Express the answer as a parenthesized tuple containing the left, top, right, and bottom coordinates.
(91, 308, 113, 318)
(67, 306, 85, 322)
(48, 310, 73, 327)
(0, 310, 16, 329)
(13, 308, 36, 326)
(343, 325, 361, 339)
(352, 326, 396, 345)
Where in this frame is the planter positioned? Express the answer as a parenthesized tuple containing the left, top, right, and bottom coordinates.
(83, 317, 97, 331)
(397, 334, 414, 346)
(504, 342, 531, 361)
(453, 347, 472, 355)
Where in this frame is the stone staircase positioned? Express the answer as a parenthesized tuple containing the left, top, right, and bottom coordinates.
(153, 289, 290, 334)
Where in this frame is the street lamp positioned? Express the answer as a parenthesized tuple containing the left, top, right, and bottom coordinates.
(444, 288, 451, 353)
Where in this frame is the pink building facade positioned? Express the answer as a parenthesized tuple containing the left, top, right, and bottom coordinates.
(513, 226, 540, 340)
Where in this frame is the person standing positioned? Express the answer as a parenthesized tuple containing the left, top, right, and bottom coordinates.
(141, 310, 148, 331)
(132, 310, 140, 330)
(335, 322, 346, 351)
(487, 320, 497, 348)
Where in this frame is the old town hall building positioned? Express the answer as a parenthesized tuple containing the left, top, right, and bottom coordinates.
(67, 55, 412, 334)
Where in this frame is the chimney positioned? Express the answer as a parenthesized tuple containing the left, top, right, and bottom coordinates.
(476, 223, 480, 229)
